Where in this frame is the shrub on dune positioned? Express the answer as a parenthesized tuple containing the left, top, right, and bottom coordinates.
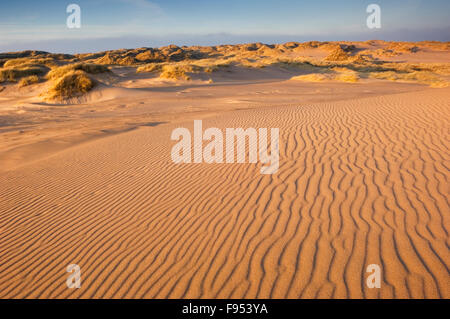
(45, 70, 95, 100)
(138, 63, 201, 80)
(159, 65, 191, 80)
(46, 63, 109, 80)
(350, 54, 371, 64)
(369, 71, 398, 81)
(136, 63, 165, 73)
(4, 57, 56, 68)
(386, 42, 419, 53)
(335, 72, 359, 83)
(137, 61, 224, 78)
(291, 67, 359, 83)
(324, 46, 350, 61)
(369, 70, 448, 87)
(414, 63, 450, 76)
(332, 67, 359, 83)
(167, 64, 202, 73)
(290, 73, 329, 82)
(0, 66, 47, 83)
(76, 63, 109, 74)
(18, 75, 39, 87)
(184, 59, 232, 71)
(94, 53, 117, 65)
(237, 57, 269, 68)
(117, 56, 138, 65)
(400, 71, 448, 87)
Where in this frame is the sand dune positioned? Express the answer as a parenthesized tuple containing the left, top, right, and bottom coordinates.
(0, 87, 448, 298)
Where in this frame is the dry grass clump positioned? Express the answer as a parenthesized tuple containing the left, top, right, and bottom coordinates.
(94, 53, 117, 65)
(136, 63, 166, 73)
(116, 56, 137, 66)
(369, 71, 398, 81)
(236, 57, 271, 68)
(332, 67, 359, 83)
(46, 63, 109, 80)
(4, 57, 56, 68)
(324, 46, 350, 61)
(417, 41, 450, 51)
(311, 58, 450, 88)
(350, 54, 372, 64)
(386, 42, 419, 53)
(137, 61, 225, 80)
(296, 41, 322, 49)
(275, 59, 328, 72)
(291, 73, 329, 82)
(43, 63, 106, 100)
(94, 53, 138, 65)
(173, 64, 207, 73)
(369, 48, 400, 57)
(291, 66, 359, 83)
(335, 72, 359, 83)
(395, 71, 448, 88)
(407, 63, 450, 76)
(93, 46, 196, 65)
(159, 65, 192, 80)
(369, 70, 448, 88)
(18, 75, 39, 87)
(0, 66, 47, 83)
(45, 70, 95, 100)
(191, 59, 232, 70)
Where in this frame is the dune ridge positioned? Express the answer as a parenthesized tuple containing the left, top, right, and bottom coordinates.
(1, 41, 449, 105)
(0, 87, 448, 298)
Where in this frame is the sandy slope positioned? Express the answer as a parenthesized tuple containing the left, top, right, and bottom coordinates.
(0, 88, 449, 299)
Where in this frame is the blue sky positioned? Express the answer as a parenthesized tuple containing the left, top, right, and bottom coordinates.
(0, 0, 449, 53)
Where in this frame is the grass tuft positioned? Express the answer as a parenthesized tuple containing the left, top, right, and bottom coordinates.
(18, 75, 39, 87)
(46, 63, 109, 80)
(45, 70, 95, 100)
(0, 66, 47, 83)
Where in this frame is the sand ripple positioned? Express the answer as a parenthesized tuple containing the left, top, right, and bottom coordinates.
(0, 88, 449, 298)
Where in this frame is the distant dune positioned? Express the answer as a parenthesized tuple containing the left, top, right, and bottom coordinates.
(1, 40, 449, 103)
(0, 41, 449, 298)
